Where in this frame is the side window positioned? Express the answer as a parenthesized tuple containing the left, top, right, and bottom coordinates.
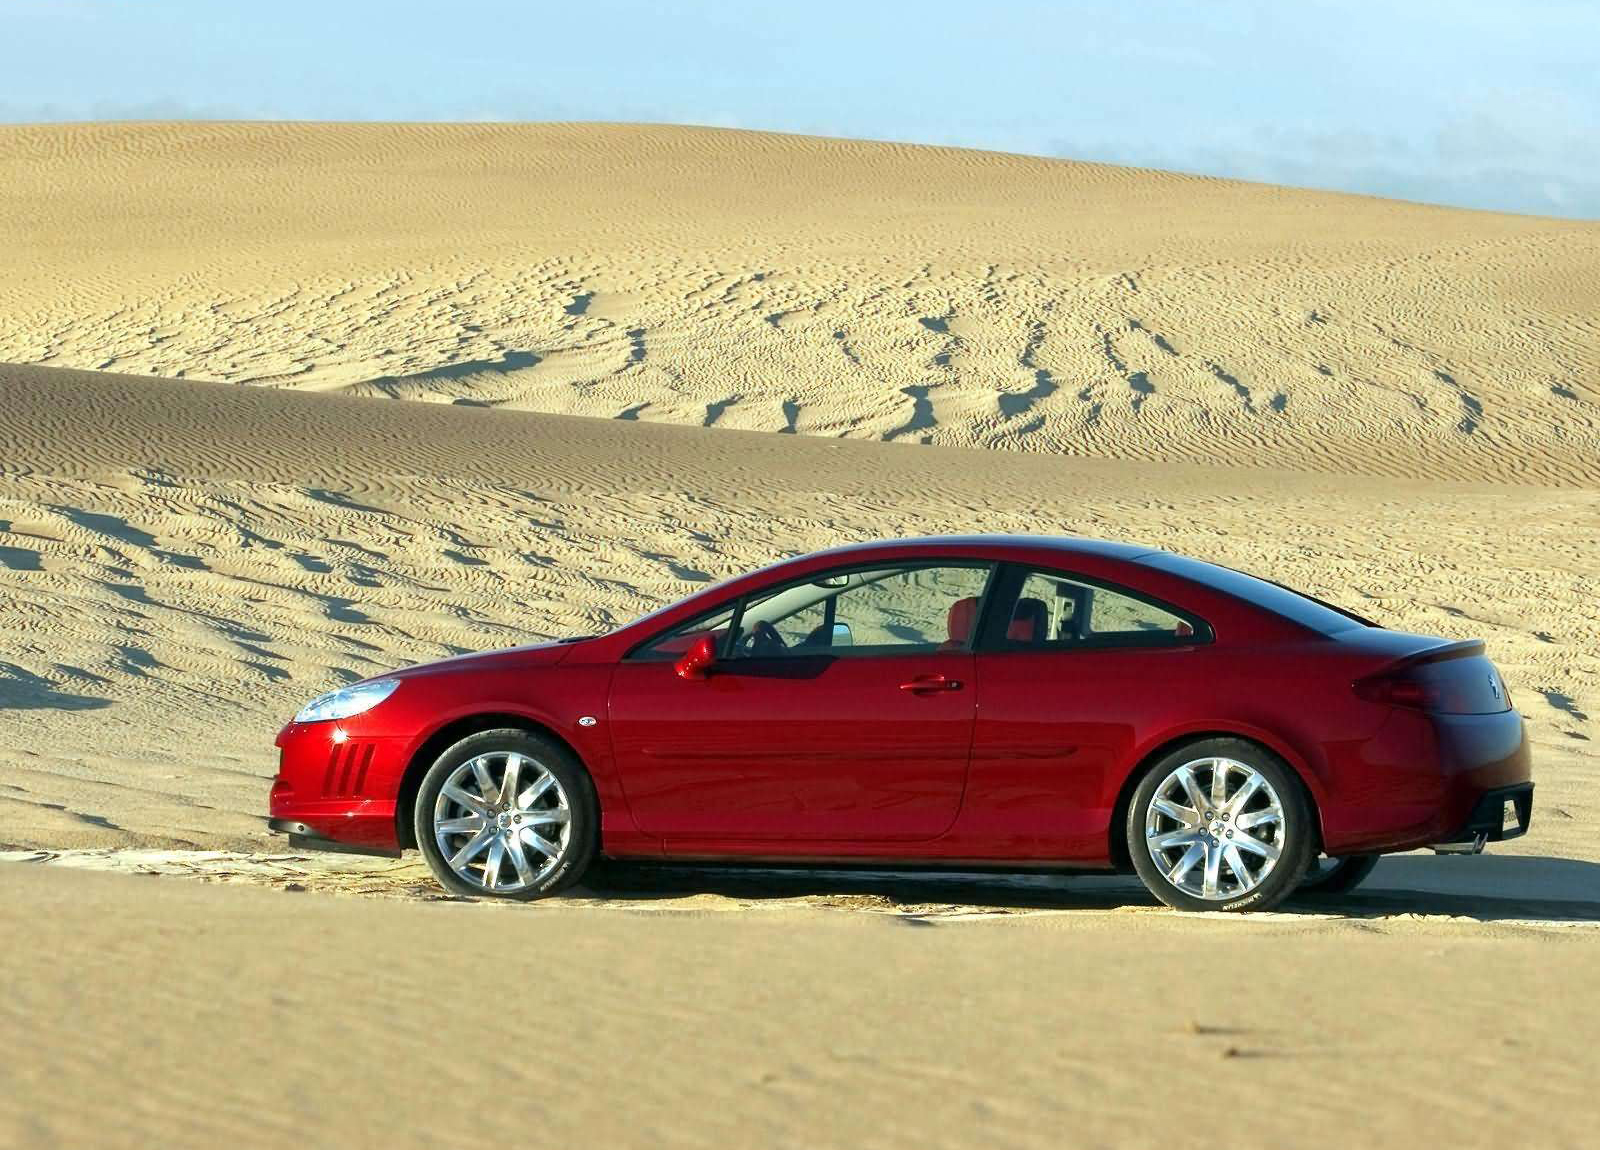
(631, 604, 737, 660)
(990, 568, 1202, 650)
(732, 563, 992, 658)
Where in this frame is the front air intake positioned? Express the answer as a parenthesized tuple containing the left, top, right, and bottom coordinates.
(322, 741, 375, 796)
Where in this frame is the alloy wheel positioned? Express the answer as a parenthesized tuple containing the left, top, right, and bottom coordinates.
(1143, 755, 1287, 901)
(431, 751, 572, 894)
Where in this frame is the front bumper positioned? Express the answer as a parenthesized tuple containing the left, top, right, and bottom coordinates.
(267, 818, 403, 859)
(269, 721, 414, 852)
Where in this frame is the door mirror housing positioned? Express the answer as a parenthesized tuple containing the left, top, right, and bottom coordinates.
(674, 632, 719, 680)
(830, 622, 853, 647)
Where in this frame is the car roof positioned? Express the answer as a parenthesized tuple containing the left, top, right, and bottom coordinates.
(793, 534, 1162, 562)
(578, 533, 1322, 660)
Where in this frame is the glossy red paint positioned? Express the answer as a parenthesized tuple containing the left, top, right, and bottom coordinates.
(609, 648, 976, 842)
(269, 536, 1532, 867)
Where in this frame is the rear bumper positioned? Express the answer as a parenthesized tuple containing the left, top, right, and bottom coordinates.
(1434, 783, 1534, 847)
(1321, 707, 1532, 855)
(1422, 711, 1534, 847)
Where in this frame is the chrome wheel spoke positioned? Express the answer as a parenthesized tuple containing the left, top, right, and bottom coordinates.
(449, 827, 494, 870)
(1167, 841, 1205, 883)
(1223, 843, 1251, 885)
(1202, 840, 1223, 898)
(522, 830, 562, 860)
(499, 753, 524, 806)
(470, 758, 497, 804)
(437, 815, 486, 835)
(517, 772, 557, 809)
(1176, 767, 1209, 817)
(442, 783, 489, 816)
(1209, 759, 1229, 811)
(523, 807, 570, 826)
(1232, 830, 1280, 860)
(1150, 828, 1201, 850)
(1152, 797, 1198, 824)
(1236, 808, 1280, 831)
(1224, 774, 1262, 816)
(504, 832, 536, 885)
(483, 838, 506, 890)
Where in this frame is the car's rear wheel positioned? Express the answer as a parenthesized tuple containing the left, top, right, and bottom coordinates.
(1127, 738, 1315, 913)
(413, 729, 597, 900)
(1297, 853, 1379, 895)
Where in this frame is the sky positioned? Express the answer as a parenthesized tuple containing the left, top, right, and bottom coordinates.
(2, 0, 1596, 218)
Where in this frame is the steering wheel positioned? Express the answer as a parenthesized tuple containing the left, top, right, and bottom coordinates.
(739, 619, 788, 657)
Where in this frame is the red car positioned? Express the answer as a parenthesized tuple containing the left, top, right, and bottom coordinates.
(269, 536, 1532, 912)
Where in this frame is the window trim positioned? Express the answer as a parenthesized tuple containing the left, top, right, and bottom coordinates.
(1138, 553, 1373, 634)
(626, 558, 1001, 663)
(974, 562, 1213, 653)
(623, 601, 742, 662)
(1239, 572, 1377, 628)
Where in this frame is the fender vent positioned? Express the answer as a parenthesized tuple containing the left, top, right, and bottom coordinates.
(322, 742, 375, 796)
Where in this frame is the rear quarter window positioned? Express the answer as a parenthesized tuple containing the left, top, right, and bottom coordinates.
(1139, 554, 1372, 635)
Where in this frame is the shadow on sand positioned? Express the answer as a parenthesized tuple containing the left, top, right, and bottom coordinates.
(0, 663, 111, 712)
(579, 853, 1600, 924)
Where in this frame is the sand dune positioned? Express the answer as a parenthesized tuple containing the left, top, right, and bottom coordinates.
(1, 122, 1597, 1149)
(0, 123, 1595, 482)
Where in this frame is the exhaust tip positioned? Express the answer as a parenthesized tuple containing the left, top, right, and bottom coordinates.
(1432, 832, 1489, 856)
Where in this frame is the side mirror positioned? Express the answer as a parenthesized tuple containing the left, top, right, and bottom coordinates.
(830, 622, 853, 647)
(674, 632, 719, 680)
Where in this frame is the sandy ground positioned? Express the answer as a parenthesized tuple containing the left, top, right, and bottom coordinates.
(1, 123, 1598, 1147)
(2, 862, 1598, 1150)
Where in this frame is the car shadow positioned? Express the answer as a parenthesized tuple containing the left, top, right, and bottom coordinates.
(1304, 853, 1600, 923)
(576, 853, 1600, 924)
(581, 861, 1134, 913)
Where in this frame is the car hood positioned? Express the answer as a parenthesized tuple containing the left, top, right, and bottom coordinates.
(381, 639, 577, 680)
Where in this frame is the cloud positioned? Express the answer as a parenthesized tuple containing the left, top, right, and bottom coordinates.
(1052, 110, 1600, 219)
(0, 98, 259, 123)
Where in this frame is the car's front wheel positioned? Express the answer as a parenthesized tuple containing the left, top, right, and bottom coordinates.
(413, 728, 597, 900)
(1127, 738, 1315, 912)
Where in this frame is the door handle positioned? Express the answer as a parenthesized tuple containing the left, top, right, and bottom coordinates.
(899, 675, 963, 693)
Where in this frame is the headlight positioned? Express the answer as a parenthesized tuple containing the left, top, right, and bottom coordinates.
(294, 678, 400, 723)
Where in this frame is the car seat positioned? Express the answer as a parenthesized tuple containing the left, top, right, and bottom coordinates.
(1007, 597, 1048, 644)
(942, 596, 979, 649)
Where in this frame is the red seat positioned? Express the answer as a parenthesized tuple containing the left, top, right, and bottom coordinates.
(942, 596, 979, 649)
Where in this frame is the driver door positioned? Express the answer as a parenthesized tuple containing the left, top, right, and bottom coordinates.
(606, 562, 991, 846)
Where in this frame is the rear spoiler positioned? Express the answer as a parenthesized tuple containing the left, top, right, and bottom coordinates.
(1387, 638, 1486, 671)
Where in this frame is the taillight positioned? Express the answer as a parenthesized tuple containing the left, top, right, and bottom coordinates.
(1354, 656, 1510, 715)
(1354, 674, 1433, 709)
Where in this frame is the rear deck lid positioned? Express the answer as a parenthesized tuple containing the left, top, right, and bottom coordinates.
(1350, 637, 1512, 714)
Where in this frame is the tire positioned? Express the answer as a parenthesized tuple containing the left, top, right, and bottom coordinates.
(413, 728, 598, 900)
(1297, 853, 1379, 896)
(1127, 737, 1316, 913)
